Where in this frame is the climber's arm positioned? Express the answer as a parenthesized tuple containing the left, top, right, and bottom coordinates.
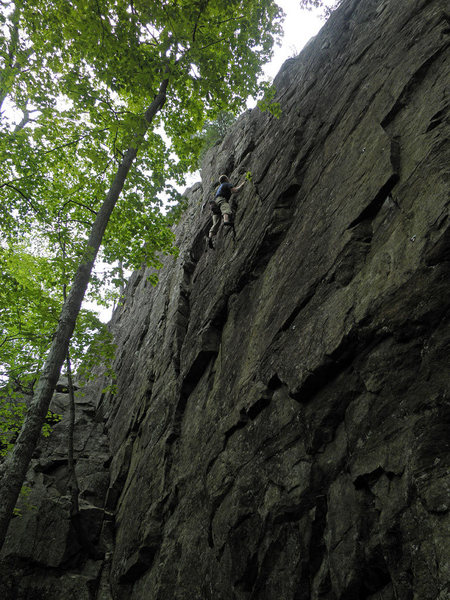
(231, 181, 245, 193)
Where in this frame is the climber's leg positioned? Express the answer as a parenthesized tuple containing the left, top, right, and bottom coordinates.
(217, 198, 232, 224)
(209, 214, 220, 238)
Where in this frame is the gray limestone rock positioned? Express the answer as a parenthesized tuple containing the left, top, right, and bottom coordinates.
(1, 0, 449, 598)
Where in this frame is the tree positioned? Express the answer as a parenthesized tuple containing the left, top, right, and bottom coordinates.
(0, 246, 111, 455)
(0, 0, 284, 549)
(195, 111, 237, 166)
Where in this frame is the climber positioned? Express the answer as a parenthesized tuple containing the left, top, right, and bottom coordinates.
(205, 174, 245, 248)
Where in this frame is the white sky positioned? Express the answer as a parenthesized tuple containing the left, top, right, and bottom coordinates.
(263, 0, 324, 79)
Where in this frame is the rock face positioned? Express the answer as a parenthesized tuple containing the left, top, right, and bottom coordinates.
(1, 0, 449, 598)
(0, 382, 111, 599)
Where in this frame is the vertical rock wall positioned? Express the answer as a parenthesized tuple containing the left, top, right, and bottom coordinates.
(1, 0, 449, 598)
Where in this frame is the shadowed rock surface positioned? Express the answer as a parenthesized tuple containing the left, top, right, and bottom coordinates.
(1, 0, 449, 598)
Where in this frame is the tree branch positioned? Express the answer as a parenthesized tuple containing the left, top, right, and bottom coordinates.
(192, 1, 209, 42)
(41, 129, 110, 156)
(60, 199, 98, 217)
(212, 15, 246, 26)
(13, 109, 38, 133)
(3, 183, 40, 215)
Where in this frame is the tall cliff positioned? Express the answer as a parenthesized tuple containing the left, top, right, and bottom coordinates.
(1, 0, 449, 598)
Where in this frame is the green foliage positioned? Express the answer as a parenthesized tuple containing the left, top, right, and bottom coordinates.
(42, 411, 62, 438)
(0, 246, 110, 386)
(0, 396, 27, 457)
(165, 195, 189, 227)
(257, 83, 281, 118)
(12, 486, 36, 517)
(0, 391, 60, 456)
(0, 247, 62, 387)
(195, 111, 236, 166)
(76, 326, 117, 390)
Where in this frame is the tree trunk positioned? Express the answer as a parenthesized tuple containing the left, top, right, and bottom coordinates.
(66, 352, 80, 517)
(65, 352, 102, 558)
(0, 78, 169, 550)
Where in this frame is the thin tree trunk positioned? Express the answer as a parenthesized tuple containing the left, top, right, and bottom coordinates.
(61, 228, 79, 517)
(66, 351, 79, 516)
(65, 351, 101, 558)
(0, 78, 169, 550)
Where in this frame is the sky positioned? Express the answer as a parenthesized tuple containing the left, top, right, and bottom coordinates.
(262, 0, 325, 80)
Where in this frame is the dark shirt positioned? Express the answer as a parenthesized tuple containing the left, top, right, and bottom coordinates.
(215, 182, 233, 201)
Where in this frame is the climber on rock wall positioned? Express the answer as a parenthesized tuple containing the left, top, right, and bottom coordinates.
(204, 174, 245, 248)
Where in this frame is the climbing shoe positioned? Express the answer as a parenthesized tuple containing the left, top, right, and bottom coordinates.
(208, 236, 215, 249)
